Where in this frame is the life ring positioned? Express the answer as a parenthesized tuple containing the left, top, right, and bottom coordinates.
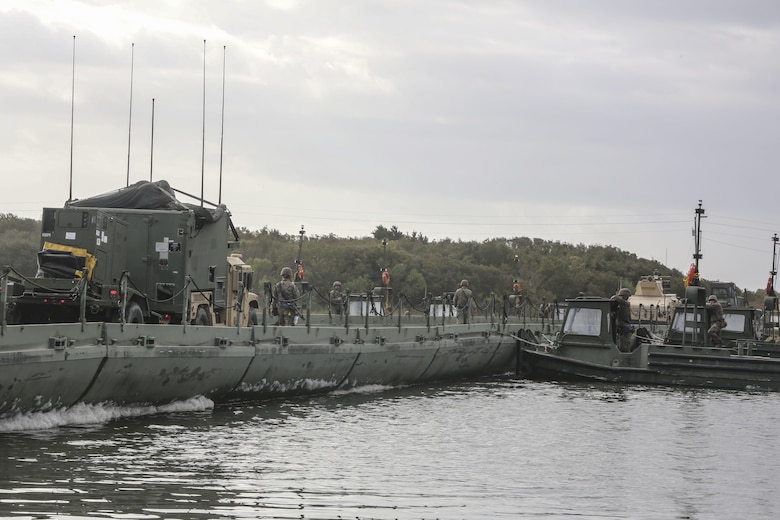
(767, 277, 774, 296)
(382, 269, 390, 286)
(296, 263, 305, 280)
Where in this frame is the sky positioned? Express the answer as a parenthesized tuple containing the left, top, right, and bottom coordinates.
(1, 0, 779, 291)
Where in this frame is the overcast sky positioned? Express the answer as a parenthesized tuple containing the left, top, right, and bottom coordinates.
(1, 0, 779, 291)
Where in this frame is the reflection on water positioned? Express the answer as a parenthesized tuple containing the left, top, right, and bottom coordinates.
(2, 380, 780, 519)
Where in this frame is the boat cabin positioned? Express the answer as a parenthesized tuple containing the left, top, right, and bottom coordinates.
(664, 286, 760, 347)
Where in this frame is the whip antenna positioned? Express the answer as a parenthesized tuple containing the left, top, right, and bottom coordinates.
(68, 35, 75, 202)
(126, 43, 134, 186)
(150, 98, 155, 181)
(201, 39, 206, 207)
(218, 45, 226, 204)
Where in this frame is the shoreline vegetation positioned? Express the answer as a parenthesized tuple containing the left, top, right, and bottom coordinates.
(0, 213, 763, 309)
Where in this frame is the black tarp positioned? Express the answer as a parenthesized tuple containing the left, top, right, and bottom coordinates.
(67, 180, 227, 229)
(68, 180, 180, 210)
(37, 249, 85, 279)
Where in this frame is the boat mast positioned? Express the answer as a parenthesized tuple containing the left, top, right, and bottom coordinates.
(770, 234, 778, 297)
(692, 200, 705, 286)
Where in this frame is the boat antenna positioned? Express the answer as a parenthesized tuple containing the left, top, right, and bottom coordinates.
(68, 35, 76, 203)
(201, 39, 206, 207)
(770, 233, 778, 297)
(692, 200, 705, 286)
(218, 45, 226, 204)
(126, 43, 134, 187)
(149, 98, 155, 181)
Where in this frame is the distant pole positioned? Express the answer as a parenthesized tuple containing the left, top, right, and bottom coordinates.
(68, 35, 76, 202)
(201, 39, 206, 207)
(126, 43, 134, 187)
(150, 98, 155, 181)
(218, 45, 226, 204)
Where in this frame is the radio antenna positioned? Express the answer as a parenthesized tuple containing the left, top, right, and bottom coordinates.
(149, 98, 155, 181)
(218, 45, 226, 204)
(200, 39, 206, 207)
(68, 35, 76, 202)
(126, 43, 135, 186)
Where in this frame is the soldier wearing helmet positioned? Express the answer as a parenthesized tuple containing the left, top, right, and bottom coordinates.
(453, 279, 473, 324)
(328, 280, 344, 316)
(611, 287, 634, 351)
(706, 294, 726, 346)
(273, 266, 300, 325)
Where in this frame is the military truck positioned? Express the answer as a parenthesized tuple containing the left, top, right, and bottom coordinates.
(3, 180, 258, 326)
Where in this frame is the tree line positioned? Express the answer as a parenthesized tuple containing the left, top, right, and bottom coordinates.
(2, 213, 760, 308)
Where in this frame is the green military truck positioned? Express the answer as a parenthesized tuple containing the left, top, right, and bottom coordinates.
(2, 180, 258, 326)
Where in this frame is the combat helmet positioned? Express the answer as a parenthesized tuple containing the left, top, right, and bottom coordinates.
(460, 279, 469, 287)
(708, 295, 718, 302)
(280, 266, 293, 278)
(333, 281, 342, 288)
(618, 288, 631, 298)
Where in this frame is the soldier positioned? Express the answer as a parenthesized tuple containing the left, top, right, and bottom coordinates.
(328, 281, 344, 315)
(453, 279, 473, 324)
(706, 294, 726, 346)
(274, 266, 300, 326)
(612, 287, 634, 352)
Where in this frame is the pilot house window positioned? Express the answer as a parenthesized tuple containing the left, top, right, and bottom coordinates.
(562, 307, 602, 337)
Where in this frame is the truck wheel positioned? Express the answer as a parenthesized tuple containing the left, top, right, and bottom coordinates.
(195, 306, 212, 326)
(249, 307, 259, 325)
(127, 302, 144, 324)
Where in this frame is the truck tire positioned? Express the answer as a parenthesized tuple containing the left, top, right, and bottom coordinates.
(195, 306, 212, 326)
(126, 302, 144, 324)
(249, 307, 259, 325)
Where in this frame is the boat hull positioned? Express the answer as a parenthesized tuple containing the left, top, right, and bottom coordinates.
(520, 346, 780, 392)
(0, 320, 527, 417)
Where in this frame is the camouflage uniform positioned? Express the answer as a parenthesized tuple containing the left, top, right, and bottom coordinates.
(612, 288, 634, 352)
(453, 280, 473, 324)
(274, 267, 301, 326)
(328, 281, 344, 315)
(706, 296, 726, 346)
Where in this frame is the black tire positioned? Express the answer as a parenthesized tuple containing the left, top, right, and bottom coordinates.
(195, 306, 212, 326)
(248, 307, 259, 326)
(126, 302, 144, 324)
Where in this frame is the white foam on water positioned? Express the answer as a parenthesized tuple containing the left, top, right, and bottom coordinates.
(0, 396, 214, 433)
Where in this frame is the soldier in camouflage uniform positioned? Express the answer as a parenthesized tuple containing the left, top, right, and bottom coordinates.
(453, 279, 473, 324)
(274, 266, 301, 326)
(706, 294, 726, 346)
(328, 281, 344, 315)
(612, 287, 634, 352)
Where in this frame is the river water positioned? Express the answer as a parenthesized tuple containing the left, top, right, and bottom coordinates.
(1, 378, 779, 520)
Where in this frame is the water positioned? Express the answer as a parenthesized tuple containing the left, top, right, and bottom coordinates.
(1, 379, 780, 519)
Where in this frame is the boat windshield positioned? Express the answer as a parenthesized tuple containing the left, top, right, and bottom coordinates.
(670, 310, 746, 334)
(670, 311, 704, 333)
(562, 307, 602, 336)
(722, 312, 745, 334)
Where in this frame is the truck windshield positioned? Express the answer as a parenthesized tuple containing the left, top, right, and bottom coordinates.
(562, 307, 602, 336)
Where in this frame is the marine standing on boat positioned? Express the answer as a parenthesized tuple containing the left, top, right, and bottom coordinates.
(274, 267, 301, 326)
(453, 279, 473, 324)
(328, 281, 344, 315)
(706, 295, 726, 346)
(612, 288, 634, 352)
